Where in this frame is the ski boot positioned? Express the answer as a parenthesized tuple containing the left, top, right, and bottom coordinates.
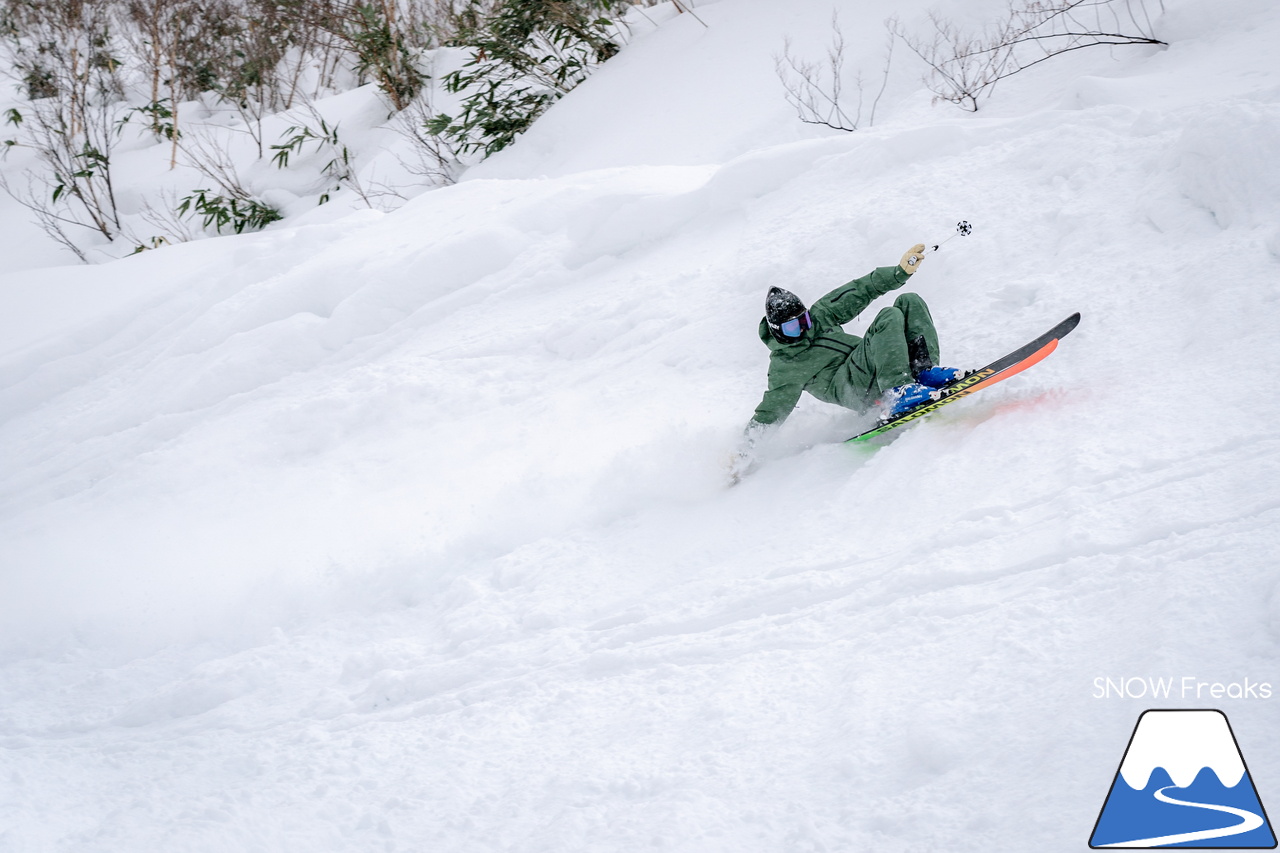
(908, 335, 970, 389)
(879, 382, 938, 418)
(915, 366, 970, 389)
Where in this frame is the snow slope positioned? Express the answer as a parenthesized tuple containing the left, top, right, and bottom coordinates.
(3, 0, 1280, 850)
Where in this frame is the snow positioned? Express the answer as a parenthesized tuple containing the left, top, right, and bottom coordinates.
(2, 0, 1280, 850)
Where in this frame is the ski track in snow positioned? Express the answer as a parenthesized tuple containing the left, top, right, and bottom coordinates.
(2, 0, 1280, 850)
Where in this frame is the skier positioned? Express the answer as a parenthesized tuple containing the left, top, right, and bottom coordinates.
(732, 243, 965, 475)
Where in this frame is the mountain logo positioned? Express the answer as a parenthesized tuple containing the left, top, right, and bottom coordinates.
(1090, 709, 1276, 848)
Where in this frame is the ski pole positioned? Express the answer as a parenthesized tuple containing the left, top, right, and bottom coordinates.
(908, 220, 972, 267)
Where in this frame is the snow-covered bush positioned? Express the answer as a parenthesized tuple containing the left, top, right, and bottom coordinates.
(308, 0, 431, 112)
(427, 0, 625, 156)
(0, 0, 126, 259)
(175, 187, 282, 234)
(0, 0, 629, 261)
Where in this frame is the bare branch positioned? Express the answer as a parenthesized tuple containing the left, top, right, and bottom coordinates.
(869, 27, 895, 128)
(892, 0, 1165, 111)
(774, 14, 863, 132)
(176, 128, 254, 201)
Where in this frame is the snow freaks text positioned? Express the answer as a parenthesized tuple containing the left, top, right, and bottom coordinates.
(1093, 677, 1274, 700)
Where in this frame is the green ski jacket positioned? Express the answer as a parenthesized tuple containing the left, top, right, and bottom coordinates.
(752, 264, 912, 425)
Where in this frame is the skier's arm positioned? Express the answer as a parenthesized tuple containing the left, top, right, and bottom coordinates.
(814, 246, 926, 324)
(752, 369, 804, 426)
(728, 417, 772, 482)
(814, 265, 911, 325)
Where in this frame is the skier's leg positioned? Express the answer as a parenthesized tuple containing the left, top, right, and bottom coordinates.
(851, 305, 915, 398)
(894, 292, 940, 372)
(895, 292, 970, 388)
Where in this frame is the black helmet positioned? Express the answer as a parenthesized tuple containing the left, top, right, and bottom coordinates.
(764, 286, 812, 343)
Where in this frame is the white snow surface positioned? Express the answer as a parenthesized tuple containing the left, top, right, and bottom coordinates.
(3, 0, 1280, 850)
(1119, 710, 1246, 789)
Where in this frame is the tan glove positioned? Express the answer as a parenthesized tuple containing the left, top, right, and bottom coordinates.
(899, 243, 927, 274)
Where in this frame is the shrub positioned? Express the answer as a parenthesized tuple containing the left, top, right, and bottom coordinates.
(429, 0, 623, 156)
(177, 188, 283, 234)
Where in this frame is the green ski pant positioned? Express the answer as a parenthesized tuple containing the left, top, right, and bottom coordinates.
(848, 292, 940, 400)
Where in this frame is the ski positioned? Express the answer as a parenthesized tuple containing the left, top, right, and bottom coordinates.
(845, 312, 1081, 443)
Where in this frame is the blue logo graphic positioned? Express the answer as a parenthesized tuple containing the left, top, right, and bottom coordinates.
(1091, 710, 1276, 848)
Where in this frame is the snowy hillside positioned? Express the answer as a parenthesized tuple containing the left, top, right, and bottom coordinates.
(3, 0, 1280, 850)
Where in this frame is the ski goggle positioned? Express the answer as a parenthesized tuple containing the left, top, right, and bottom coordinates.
(776, 311, 812, 338)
